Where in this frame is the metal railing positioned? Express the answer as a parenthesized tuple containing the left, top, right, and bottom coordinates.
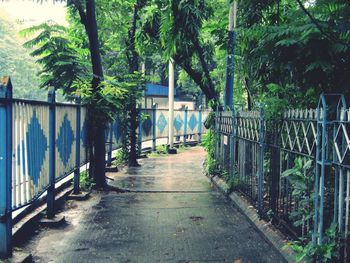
(214, 94, 350, 256)
(0, 77, 208, 258)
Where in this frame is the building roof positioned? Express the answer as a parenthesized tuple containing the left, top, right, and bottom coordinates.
(145, 83, 177, 97)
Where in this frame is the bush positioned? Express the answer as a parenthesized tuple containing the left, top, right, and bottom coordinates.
(201, 128, 219, 176)
(80, 170, 95, 192)
(112, 149, 128, 167)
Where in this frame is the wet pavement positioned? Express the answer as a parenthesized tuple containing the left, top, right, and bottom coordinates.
(23, 147, 285, 263)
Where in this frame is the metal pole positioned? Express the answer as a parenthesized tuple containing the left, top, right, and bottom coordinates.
(107, 123, 113, 166)
(183, 106, 188, 145)
(47, 88, 56, 219)
(258, 108, 265, 216)
(198, 106, 203, 142)
(224, 1, 237, 109)
(74, 95, 81, 194)
(0, 77, 13, 258)
(152, 103, 157, 151)
(168, 59, 175, 150)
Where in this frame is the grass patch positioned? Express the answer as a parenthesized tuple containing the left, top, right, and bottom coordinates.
(112, 149, 128, 167)
(148, 145, 168, 157)
(80, 170, 95, 192)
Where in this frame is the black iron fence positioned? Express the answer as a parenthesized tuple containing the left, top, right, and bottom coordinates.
(214, 94, 350, 253)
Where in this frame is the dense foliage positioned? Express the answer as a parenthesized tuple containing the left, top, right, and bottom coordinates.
(0, 13, 43, 99)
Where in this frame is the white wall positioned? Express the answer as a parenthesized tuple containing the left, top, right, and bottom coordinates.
(142, 97, 195, 110)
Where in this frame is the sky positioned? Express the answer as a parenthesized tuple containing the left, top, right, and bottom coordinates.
(0, 0, 67, 26)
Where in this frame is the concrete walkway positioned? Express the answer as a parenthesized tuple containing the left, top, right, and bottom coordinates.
(23, 147, 285, 263)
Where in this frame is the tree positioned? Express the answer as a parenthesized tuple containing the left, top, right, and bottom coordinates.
(0, 13, 44, 100)
(20, 22, 90, 98)
(137, 0, 218, 104)
(236, 0, 350, 112)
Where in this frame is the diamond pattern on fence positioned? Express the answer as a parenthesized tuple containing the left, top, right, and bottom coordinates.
(156, 111, 168, 138)
(217, 111, 234, 135)
(139, 109, 154, 142)
(56, 114, 75, 167)
(26, 111, 48, 187)
(12, 102, 50, 209)
(334, 108, 350, 164)
(236, 111, 261, 142)
(55, 106, 77, 180)
(174, 113, 183, 133)
(188, 113, 198, 132)
(280, 109, 317, 155)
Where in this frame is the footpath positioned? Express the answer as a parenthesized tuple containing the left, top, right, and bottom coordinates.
(18, 147, 285, 263)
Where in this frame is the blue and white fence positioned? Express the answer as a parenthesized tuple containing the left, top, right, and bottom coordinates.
(138, 106, 209, 149)
(0, 77, 209, 258)
(0, 78, 88, 258)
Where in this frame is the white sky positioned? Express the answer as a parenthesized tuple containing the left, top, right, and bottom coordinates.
(0, 0, 67, 26)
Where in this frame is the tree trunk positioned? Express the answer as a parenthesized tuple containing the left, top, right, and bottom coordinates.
(192, 39, 216, 99)
(80, 0, 106, 187)
(244, 77, 253, 110)
(127, 1, 143, 167)
(174, 56, 217, 101)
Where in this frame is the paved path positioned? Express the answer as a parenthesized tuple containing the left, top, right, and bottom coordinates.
(24, 147, 285, 263)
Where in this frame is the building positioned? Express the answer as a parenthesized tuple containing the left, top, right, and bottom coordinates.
(142, 83, 196, 110)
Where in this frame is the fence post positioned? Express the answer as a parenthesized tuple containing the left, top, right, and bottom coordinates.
(183, 106, 188, 145)
(198, 106, 203, 143)
(47, 88, 56, 219)
(0, 77, 13, 258)
(313, 95, 329, 245)
(257, 108, 265, 216)
(215, 106, 220, 161)
(74, 95, 81, 194)
(269, 120, 280, 215)
(229, 109, 236, 177)
(152, 103, 157, 151)
(138, 105, 142, 156)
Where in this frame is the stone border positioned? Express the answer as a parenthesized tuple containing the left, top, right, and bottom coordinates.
(209, 175, 296, 263)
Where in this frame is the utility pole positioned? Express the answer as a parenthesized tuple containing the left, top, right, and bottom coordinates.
(224, 1, 237, 109)
(168, 59, 177, 154)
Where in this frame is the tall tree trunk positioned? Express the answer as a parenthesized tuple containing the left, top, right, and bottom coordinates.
(127, 1, 144, 167)
(86, 0, 106, 187)
(244, 77, 253, 110)
(74, 0, 106, 187)
(192, 39, 216, 99)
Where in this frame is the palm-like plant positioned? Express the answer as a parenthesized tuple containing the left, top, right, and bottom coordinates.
(21, 21, 90, 97)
